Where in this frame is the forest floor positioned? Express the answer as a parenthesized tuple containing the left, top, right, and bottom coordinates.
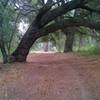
(0, 53, 100, 100)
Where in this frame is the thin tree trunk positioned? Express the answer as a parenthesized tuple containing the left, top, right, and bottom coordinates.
(78, 34, 83, 51)
(44, 42, 49, 52)
(0, 41, 8, 63)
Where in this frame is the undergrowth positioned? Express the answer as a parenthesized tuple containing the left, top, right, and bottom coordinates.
(78, 47, 100, 56)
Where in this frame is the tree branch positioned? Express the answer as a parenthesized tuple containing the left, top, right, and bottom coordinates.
(81, 6, 100, 14)
(38, 0, 88, 28)
(39, 18, 100, 37)
(34, 0, 53, 25)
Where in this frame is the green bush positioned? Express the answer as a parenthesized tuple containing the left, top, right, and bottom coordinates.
(78, 46, 100, 56)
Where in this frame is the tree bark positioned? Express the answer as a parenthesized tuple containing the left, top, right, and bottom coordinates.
(10, 23, 40, 62)
(10, 0, 96, 62)
(0, 41, 8, 63)
(64, 28, 74, 52)
(9, 0, 79, 62)
(44, 42, 49, 52)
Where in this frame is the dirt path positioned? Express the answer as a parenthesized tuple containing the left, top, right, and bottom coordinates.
(0, 53, 100, 100)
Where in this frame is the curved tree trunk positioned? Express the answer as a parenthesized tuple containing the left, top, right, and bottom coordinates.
(9, 0, 87, 62)
(10, 23, 40, 62)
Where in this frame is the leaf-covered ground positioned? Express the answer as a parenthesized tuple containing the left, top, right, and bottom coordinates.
(0, 53, 100, 100)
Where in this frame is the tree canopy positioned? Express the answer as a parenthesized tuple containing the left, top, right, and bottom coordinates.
(0, 0, 100, 63)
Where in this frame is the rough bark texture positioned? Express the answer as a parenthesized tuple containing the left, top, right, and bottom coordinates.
(10, 23, 40, 62)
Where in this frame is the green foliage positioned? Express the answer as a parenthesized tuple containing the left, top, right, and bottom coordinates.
(78, 46, 100, 56)
(0, 2, 19, 57)
(1, 5, 16, 40)
(31, 0, 37, 5)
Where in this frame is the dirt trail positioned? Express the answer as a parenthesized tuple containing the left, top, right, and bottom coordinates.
(0, 53, 100, 100)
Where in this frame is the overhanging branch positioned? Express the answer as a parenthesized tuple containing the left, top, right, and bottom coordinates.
(81, 6, 100, 14)
(39, 18, 100, 37)
(39, 0, 88, 28)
